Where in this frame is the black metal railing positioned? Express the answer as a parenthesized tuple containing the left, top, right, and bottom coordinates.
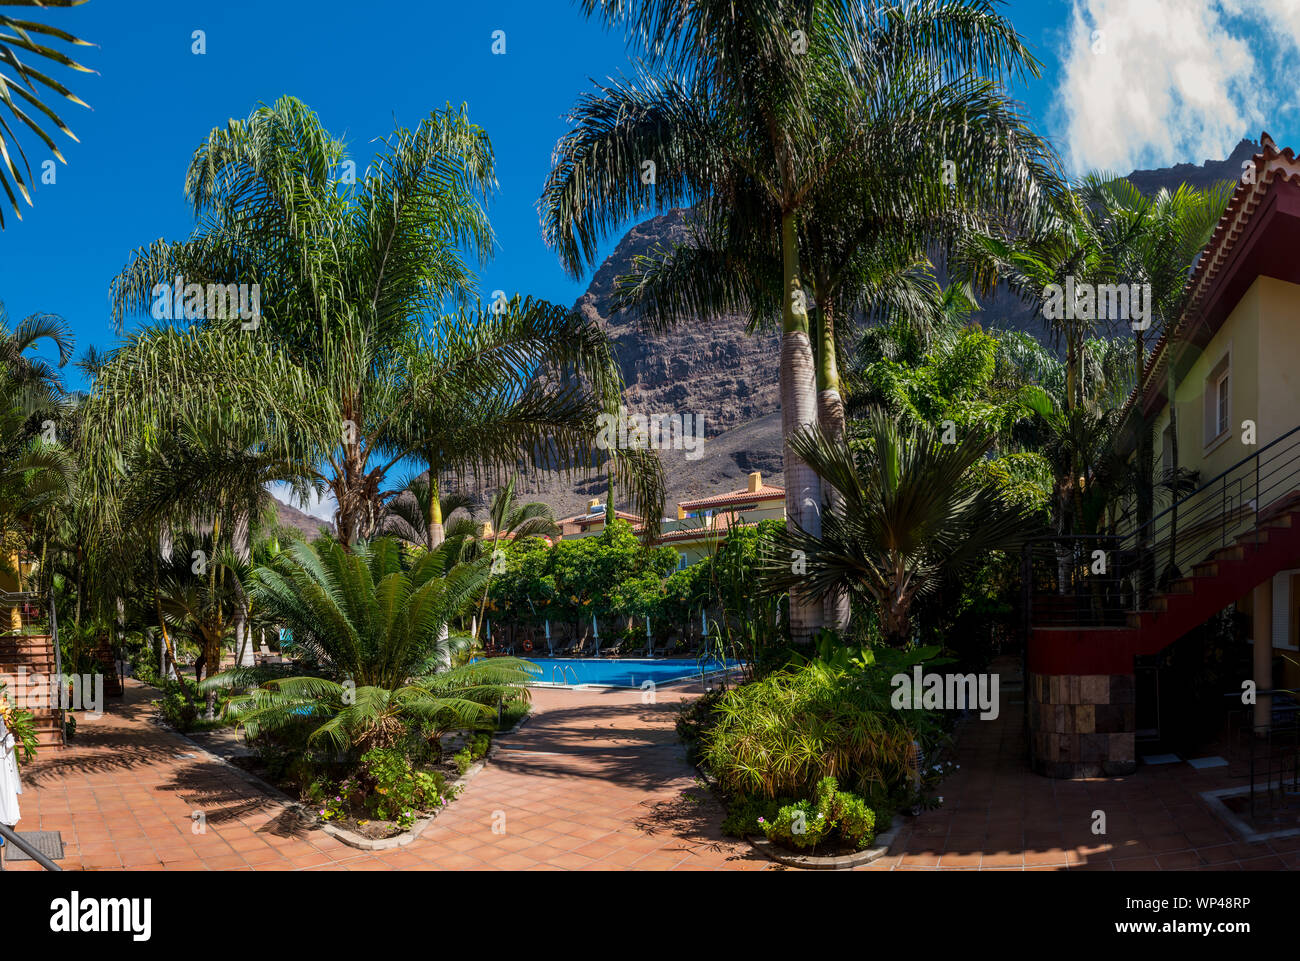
(1025, 424, 1300, 630)
(0, 822, 62, 871)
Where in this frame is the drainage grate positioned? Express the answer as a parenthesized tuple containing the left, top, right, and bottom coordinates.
(3, 830, 65, 862)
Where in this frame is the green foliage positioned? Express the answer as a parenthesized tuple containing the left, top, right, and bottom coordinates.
(719, 794, 790, 839)
(759, 780, 878, 853)
(309, 747, 454, 830)
(760, 799, 832, 849)
(209, 536, 538, 755)
(765, 413, 1043, 644)
(701, 647, 933, 801)
(759, 777, 876, 851)
(0, 680, 38, 764)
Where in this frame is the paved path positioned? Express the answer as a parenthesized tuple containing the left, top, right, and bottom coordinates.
(9, 673, 1288, 871)
(6, 679, 767, 871)
(869, 698, 1298, 871)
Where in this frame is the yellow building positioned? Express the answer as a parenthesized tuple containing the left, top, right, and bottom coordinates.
(556, 471, 786, 568)
(655, 471, 785, 567)
(1027, 133, 1300, 776)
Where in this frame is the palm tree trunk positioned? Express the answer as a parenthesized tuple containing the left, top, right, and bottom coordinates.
(233, 510, 255, 667)
(780, 211, 822, 645)
(1135, 329, 1154, 606)
(427, 473, 444, 551)
(815, 295, 850, 633)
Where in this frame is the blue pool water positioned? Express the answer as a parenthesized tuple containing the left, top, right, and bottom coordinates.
(523, 657, 738, 688)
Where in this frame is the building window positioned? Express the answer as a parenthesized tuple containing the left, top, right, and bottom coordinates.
(1203, 353, 1230, 446)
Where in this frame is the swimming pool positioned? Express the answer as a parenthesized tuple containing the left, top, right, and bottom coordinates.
(523, 657, 739, 688)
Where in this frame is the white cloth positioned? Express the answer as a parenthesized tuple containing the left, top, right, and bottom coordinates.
(0, 716, 23, 827)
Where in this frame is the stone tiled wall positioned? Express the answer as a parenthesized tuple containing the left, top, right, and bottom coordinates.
(1028, 672, 1136, 778)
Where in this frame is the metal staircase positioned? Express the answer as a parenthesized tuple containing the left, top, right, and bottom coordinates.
(1024, 425, 1300, 674)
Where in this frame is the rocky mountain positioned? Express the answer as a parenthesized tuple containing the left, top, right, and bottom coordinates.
(272, 497, 334, 540)
(509, 209, 785, 519)
(1125, 139, 1257, 196)
(485, 144, 1256, 522)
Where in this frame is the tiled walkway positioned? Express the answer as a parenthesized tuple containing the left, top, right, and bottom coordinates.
(7, 675, 1294, 871)
(870, 700, 1299, 871)
(5, 679, 766, 871)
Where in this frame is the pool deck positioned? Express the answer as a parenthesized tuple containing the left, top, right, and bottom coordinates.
(6, 672, 1293, 871)
(4, 679, 767, 871)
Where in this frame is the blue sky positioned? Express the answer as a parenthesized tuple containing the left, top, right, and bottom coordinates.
(1, 0, 1296, 399)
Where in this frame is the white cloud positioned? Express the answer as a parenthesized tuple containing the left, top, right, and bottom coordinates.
(1052, 0, 1300, 174)
(267, 482, 336, 523)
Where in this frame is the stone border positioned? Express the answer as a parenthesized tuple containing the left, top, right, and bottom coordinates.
(316, 710, 535, 852)
(1200, 783, 1300, 844)
(746, 816, 900, 870)
(157, 697, 533, 853)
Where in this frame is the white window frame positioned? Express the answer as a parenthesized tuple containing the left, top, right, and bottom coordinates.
(1203, 349, 1232, 452)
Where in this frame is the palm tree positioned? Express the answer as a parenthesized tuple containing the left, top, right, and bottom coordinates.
(382, 475, 475, 553)
(0, 302, 74, 594)
(207, 536, 538, 754)
(1078, 177, 1231, 592)
(465, 478, 559, 646)
(542, 0, 1049, 641)
(762, 412, 1041, 645)
(0, 0, 93, 226)
(153, 531, 248, 717)
(107, 98, 663, 548)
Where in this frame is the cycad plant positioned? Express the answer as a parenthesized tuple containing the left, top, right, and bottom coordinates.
(763, 411, 1042, 644)
(208, 536, 538, 755)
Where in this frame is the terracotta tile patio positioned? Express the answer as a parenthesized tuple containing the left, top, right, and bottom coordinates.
(866, 697, 1299, 871)
(4, 678, 768, 871)
(5, 671, 1291, 871)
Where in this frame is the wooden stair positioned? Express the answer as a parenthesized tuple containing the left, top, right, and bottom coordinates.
(0, 634, 64, 751)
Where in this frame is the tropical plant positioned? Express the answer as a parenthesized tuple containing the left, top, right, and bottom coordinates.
(701, 649, 923, 801)
(207, 537, 538, 754)
(543, 0, 1056, 640)
(0, 0, 93, 226)
(763, 413, 1042, 644)
(107, 97, 663, 548)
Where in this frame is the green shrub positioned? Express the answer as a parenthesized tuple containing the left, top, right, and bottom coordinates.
(835, 793, 876, 849)
(453, 748, 474, 775)
(757, 777, 877, 852)
(311, 747, 455, 829)
(160, 683, 199, 732)
(760, 799, 832, 850)
(720, 794, 790, 838)
(701, 661, 917, 800)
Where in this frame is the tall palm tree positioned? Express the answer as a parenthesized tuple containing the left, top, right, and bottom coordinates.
(762, 412, 1041, 645)
(107, 98, 663, 548)
(0, 0, 93, 226)
(542, 0, 1049, 641)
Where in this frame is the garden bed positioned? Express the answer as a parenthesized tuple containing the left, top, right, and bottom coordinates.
(747, 815, 900, 870)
